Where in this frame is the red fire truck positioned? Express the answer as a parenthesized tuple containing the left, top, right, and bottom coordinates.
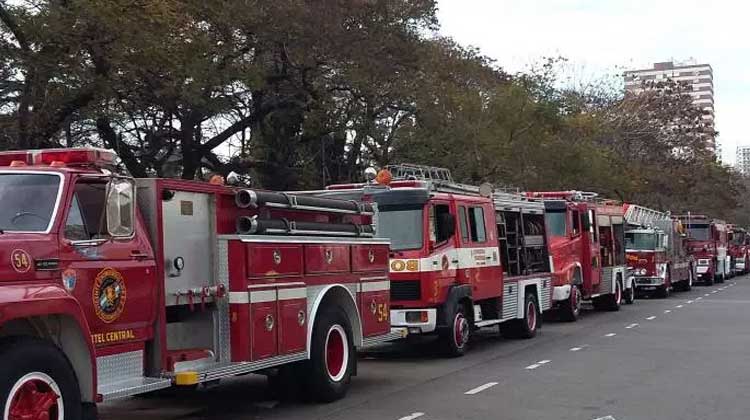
(315, 165, 553, 356)
(0, 148, 400, 419)
(727, 224, 749, 276)
(525, 192, 630, 321)
(676, 214, 730, 285)
(623, 204, 694, 298)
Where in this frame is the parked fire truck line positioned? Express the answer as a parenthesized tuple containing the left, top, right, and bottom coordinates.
(676, 214, 731, 285)
(312, 164, 554, 356)
(727, 224, 750, 276)
(623, 204, 695, 298)
(0, 148, 402, 419)
(526, 191, 629, 322)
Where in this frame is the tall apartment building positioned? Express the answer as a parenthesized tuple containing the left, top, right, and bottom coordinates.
(736, 146, 750, 175)
(624, 60, 715, 146)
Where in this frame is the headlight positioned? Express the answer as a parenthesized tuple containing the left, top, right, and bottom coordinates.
(639, 268, 647, 275)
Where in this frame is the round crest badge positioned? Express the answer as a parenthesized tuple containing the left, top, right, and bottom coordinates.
(92, 268, 127, 323)
(10, 249, 32, 273)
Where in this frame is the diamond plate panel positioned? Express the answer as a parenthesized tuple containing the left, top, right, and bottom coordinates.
(96, 350, 144, 388)
(216, 239, 231, 363)
(502, 282, 518, 320)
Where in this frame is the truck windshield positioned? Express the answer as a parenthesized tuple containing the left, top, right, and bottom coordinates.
(0, 173, 61, 232)
(625, 232, 656, 250)
(686, 224, 710, 241)
(377, 204, 424, 251)
(545, 211, 567, 237)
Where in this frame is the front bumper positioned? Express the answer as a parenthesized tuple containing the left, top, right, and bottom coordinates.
(634, 277, 665, 290)
(390, 308, 437, 334)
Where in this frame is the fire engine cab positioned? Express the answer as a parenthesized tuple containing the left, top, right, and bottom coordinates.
(0, 148, 399, 419)
(623, 204, 695, 298)
(315, 165, 553, 356)
(526, 191, 630, 321)
(727, 225, 749, 276)
(676, 214, 730, 285)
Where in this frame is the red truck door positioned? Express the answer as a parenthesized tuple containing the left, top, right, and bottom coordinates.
(462, 202, 501, 300)
(58, 177, 158, 350)
(426, 200, 459, 298)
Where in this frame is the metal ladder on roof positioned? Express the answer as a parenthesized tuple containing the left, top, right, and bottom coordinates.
(624, 204, 670, 227)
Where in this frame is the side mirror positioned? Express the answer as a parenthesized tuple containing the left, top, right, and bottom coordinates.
(581, 215, 591, 231)
(106, 177, 136, 238)
(438, 213, 456, 242)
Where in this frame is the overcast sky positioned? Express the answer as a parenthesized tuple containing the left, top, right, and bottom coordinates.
(437, 0, 749, 164)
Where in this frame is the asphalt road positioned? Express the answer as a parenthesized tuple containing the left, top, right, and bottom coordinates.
(99, 276, 750, 420)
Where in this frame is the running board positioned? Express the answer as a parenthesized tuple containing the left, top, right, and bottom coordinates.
(474, 319, 507, 328)
(99, 377, 171, 402)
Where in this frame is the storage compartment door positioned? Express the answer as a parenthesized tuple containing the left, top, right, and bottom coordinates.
(359, 277, 391, 337)
(249, 289, 278, 360)
(277, 285, 308, 355)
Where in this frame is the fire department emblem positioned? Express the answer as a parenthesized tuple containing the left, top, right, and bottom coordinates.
(92, 268, 127, 323)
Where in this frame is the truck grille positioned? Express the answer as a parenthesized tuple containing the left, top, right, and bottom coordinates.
(390, 280, 421, 301)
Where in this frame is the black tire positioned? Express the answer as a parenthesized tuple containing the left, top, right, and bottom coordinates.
(304, 307, 354, 403)
(685, 269, 693, 291)
(0, 336, 82, 420)
(439, 302, 470, 357)
(559, 285, 582, 321)
(705, 275, 715, 285)
(624, 283, 636, 305)
(655, 284, 670, 298)
(593, 279, 622, 311)
(501, 293, 540, 339)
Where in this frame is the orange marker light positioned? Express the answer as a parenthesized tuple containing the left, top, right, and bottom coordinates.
(406, 260, 419, 271)
(375, 169, 393, 185)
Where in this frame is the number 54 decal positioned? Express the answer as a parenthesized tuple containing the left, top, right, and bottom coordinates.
(376, 303, 389, 323)
(11, 249, 32, 273)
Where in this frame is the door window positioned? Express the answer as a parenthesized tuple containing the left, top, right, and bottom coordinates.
(571, 210, 580, 236)
(469, 207, 487, 243)
(65, 182, 107, 240)
(458, 206, 470, 243)
(429, 203, 453, 244)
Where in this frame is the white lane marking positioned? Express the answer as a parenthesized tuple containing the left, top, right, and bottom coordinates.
(398, 413, 425, 420)
(625, 323, 639, 329)
(464, 382, 498, 395)
(704, 293, 710, 296)
(525, 363, 541, 370)
(676, 305, 684, 308)
(604, 333, 616, 337)
(664, 310, 672, 313)
(593, 416, 617, 420)
(687, 300, 694, 304)
(538, 360, 551, 365)
(711, 290, 718, 294)
(696, 297, 703, 300)
(570, 346, 583, 352)
(646, 316, 656, 320)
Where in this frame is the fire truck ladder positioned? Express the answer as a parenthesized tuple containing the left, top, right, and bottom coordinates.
(624, 204, 670, 228)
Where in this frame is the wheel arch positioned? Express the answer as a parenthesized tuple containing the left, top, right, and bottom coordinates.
(0, 309, 95, 404)
(307, 285, 363, 351)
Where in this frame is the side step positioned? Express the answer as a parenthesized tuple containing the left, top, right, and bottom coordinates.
(474, 319, 506, 328)
(99, 377, 171, 402)
(96, 350, 171, 402)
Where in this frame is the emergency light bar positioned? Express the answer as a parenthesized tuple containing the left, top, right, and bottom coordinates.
(0, 147, 116, 168)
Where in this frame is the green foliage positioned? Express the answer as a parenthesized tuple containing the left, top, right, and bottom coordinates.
(0, 1, 743, 221)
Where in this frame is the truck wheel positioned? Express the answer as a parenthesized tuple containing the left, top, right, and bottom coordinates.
(656, 285, 670, 298)
(304, 308, 354, 402)
(501, 293, 540, 339)
(624, 283, 636, 305)
(0, 337, 82, 420)
(440, 303, 470, 357)
(559, 285, 581, 322)
(594, 279, 622, 311)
